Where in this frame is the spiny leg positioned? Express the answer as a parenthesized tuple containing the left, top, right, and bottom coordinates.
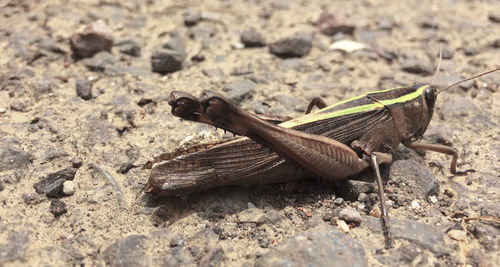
(305, 97, 328, 114)
(371, 152, 394, 249)
(409, 142, 473, 175)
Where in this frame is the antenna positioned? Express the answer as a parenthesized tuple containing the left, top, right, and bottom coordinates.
(430, 46, 442, 86)
(437, 67, 500, 95)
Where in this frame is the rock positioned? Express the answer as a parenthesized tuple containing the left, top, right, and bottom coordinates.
(376, 244, 422, 265)
(316, 11, 355, 35)
(50, 199, 67, 217)
(466, 249, 491, 267)
(337, 180, 375, 200)
(441, 95, 479, 120)
(75, 79, 92, 100)
(202, 68, 224, 79)
(333, 197, 344, 205)
(183, 9, 202, 26)
(151, 49, 185, 74)
(480, 204, 500, 226)
(237, 208, 266, 224)
(85, 116, 117, 146)
(269, 32, 313, 58)
(365, 217, 446, 256)
(222, 79, 256, 103)
(103, 235, 148, 267)
(256, 227, 367, 267)
(22, 193, 45, 205)
(83, 51, 116, 72)
(472, 222, 499, 251)
(493, 39, 500, 48)
(164, 247, 194, 265)
(448, 230, 466, 242)
(62, 180, 75, 196)
(0, 180, 3, 191)
(488, 11, 500, 23)
(389, 159, 439, 199)
(441, 47, 454, 59)
(240, 27, 266, 47)
(329, 40, 367, 53)
(199, 248, 225, 267)
(117, 162, 135, 174)
(336, 220, 350, 233)
(401, 57, 434, 75)
(10, 100, 29, 112)
(0, 147, 32, 172)
(33, 168, 76, 197)
(0, 230, 30, 263)
(70, 20, 113, 59)
(118, 39, 141, 57)
(338, 206, 362, 223)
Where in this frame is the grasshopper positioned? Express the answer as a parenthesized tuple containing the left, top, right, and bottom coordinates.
(143, 67, 499, 247)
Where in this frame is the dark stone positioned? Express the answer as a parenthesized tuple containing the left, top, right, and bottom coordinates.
(164, 247, 194, 266)
(34, 168, 76, 197)
(0, 230, 30, 263)
(472, 222, 499, 251)
(337, 180, 375, 200)
(0, 147, 32, 172)
(118, 39, 141, 57)
(269, 32, 313, 58)
(76, 79, 92, 100)
(493, 39, 500, 48)
(83, 51, 117, 72)
(22, 193, 45, 205)
(0, 181, 3, 191)
(151, 49, 185, 74)
(183, 9, 202, 26)
(441, 47, 454, 59)
(420, 20, 439, 29)
(365, 217, 446, 256)
(117, 162, 135, 174)
(240, 27, 266, 47)
(222, 79, 256, 103)
(50, 199, 67, 217)
(401, 57, 433, 75)
(103, 235, 148, 267)
(70, 20, 113, 59)
(199, 248, 225, 267)
(389, 159, 439, 199)
(85, 116, 117, 146)
(376, 244, 422, 265)
(10, 100, 29, 112)
(488, 12, 500, 23)
(316, 11, 355, 35)
(256, 227, 367, 267)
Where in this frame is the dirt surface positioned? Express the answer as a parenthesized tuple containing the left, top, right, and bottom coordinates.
(1, 0, 499, 266)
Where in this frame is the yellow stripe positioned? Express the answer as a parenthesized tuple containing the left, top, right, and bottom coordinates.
(280, 85, 429, 128)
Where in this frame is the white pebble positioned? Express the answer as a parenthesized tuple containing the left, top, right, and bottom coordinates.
(411, 200, 421, 210)
(62, 180, 75, 195)
(336, 220, 350, 233)
(0, 107, 6, 113)
(428, 195, 438, 204)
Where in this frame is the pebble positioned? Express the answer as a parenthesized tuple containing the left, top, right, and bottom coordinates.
(84, 51, 116, 72)
(50, 199, 67, 217)
(183, 9, 202, 26)
(70, 20, 113, 59)
(333, 197, 344, 206)
(488, 12, 500, 23)
(10, 100, 29, 112)
(237, 208, 266, 224)
(222, 79, 256, 103)
(410, 200, 421, 210)
(338, 206, 362, 223)
(338, 180, 374, 200)
(118, 40, 141, 57)
(0, 147, 32, 172)
(448, 230, 467, 242)
(75, 79, 92, 100)
(62, 180, 75, 196)
(316, 10, 355, 36)
(256, 227, 367, 267)
(34, 168, 76, 197)
(240, 27, 266, 47)
(151, 49, 185, 74)
(336, 220, 350, 233)
(357, 192, 368, 202)
(389, 159, 439, 199)
(269, 32, 313, 58)
(0, 107, 6, 113)
(370, 205, 381, 218)
(102, 235, 147, 267)
(401, 57, 434, 75)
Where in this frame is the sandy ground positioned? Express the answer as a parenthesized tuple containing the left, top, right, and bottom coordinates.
(0, 0, 499, 266)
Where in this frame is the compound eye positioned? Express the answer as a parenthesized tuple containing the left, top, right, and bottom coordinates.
(424, 86, 436, 109)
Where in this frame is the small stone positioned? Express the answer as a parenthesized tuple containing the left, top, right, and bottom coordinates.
(336, 220, 350, 233)
(72, 157, 83, 168)
(102, 235, 147, 267)
(448, 230, 467, 241)
(118, 40, 141, 57)
(151, 49, 185, 74)
(338, 180, 374, 200)
(76, 79, 92, 100)
(0, 107, 6, 113)
(0, 147, 32, 172)
(488, 11, 500, 23)
(184, 9, 202, 26)
(237, 208, 266, 224)
(389, 160, 439, 199)
(0, 181, 3, 191)
(441, 47, 454, 59)
(401, 57, 434, 75)
(34, 168, 76, 197)
(411, 200, 421, 210)
(10, 100, 28, 112)
(357, 192, 368, 202)
(428, 195, 438, 204)
(70, 20, 113, 59)
(338, 206, 362, 223)
(222, 79, 256, 103)
(370, 205, 381, 218)
(117, 162, 135, 174)
(240, 27, 266, 47)
(493, 39, 500, 48)
(62, 180, 75, 196)
(333, 197, 344, 206)
(84, 51, 116, 72)
(269, 32, 313, 58)
(247, 202, 257, 209)
(50, 199, 67, 217)
(316, 11, 355, 35)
